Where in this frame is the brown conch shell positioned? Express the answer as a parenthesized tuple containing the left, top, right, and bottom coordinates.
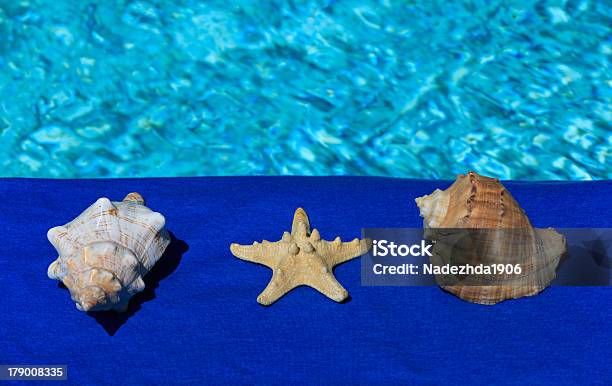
(415, 171, 566, 304)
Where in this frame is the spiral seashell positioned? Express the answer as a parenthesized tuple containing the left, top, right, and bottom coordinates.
(47, 193, 170, 312)
(416, 172, 566, 305)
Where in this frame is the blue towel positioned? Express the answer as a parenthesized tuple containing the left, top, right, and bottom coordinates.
(0, 177, 610, 385)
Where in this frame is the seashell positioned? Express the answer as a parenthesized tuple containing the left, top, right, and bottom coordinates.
(415, 171, 566, 305)
(47, 193, 170, 312)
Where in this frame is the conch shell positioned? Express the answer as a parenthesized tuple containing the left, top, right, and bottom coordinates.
(415, 171, 566, 304)
(47, 193, 170, 312)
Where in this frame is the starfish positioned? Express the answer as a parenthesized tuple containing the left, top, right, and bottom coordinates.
(230, 208, 372, 305)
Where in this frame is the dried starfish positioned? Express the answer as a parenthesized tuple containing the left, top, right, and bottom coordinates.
(230, 208, 372, 305)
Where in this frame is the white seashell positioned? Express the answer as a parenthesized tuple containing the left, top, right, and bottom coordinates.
(47, 193, 170, 312)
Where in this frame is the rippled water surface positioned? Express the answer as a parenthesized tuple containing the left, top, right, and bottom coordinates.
(0, 1, 610, 179)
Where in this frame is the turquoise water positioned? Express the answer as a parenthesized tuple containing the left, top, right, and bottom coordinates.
(0, 1, 610, 179)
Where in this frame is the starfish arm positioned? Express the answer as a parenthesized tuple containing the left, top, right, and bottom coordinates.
(304, 269, 349, 302)
(291, 208, 311, 237)
(230, 242, 273, 266)
(257, 270, 295, 305)
(317, 237, 372, 266)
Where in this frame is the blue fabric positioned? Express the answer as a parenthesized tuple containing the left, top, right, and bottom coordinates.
(0, 177, 610, 385)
